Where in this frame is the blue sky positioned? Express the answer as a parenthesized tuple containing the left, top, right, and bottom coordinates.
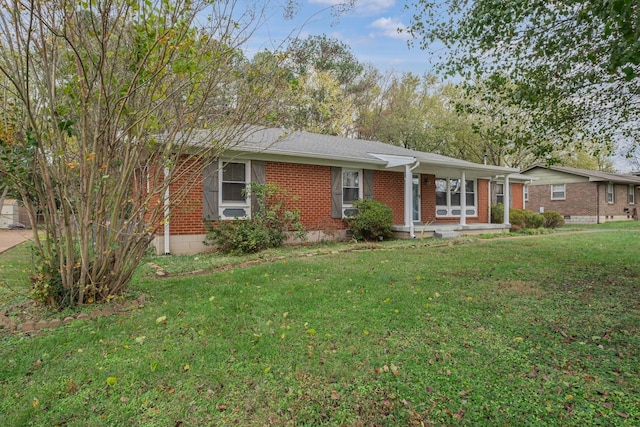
(245, 0, 434, 75)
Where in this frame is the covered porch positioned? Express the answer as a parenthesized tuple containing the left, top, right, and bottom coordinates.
(370, 153, 522, 238)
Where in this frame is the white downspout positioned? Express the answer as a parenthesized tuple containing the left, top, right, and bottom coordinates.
(163, 167, 170, 255)
(406, 162, 420, 238)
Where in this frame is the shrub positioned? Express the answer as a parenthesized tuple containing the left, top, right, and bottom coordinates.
(543, 211, 565, 229)
(344, 199, 393, 241)
(205, 183, 306, 255)
(491, 204, 504, 224)
(492, 204, 543, 231)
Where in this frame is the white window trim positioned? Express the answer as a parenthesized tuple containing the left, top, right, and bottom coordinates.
(550, 184, 566, 201)
(219, 159, 251, 219)
(436, 178, 477, 217)
(524, 186, 528, 202)
(342, 169, 363, 209)
(607, 183, 615, 204)
(496, 183, 505, 205)
(628, 185, 635, 204)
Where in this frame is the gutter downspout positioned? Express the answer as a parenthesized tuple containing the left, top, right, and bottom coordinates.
(164, 167, 170, 255)
(460, 170, 467, 226)
(406, 161, 421, 238)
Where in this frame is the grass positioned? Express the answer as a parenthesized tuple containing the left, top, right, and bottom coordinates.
(1, 230, 639, 425)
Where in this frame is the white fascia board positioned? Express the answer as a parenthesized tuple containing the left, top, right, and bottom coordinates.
(368, 153, 417, 168)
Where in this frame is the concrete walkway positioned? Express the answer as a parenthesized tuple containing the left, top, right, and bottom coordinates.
(0, 229, 33, 254)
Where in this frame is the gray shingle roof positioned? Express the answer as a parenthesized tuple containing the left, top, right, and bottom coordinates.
(525, 165, 640, 184)
(182, 126, 519, 174)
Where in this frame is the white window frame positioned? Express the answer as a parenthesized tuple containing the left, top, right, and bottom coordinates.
(435, 177, 477, 217)
(524, 186, 528, 202)
(496, 183, 505, 205)
(607, 183, 615, 204)
(628, 185, 635, 204)
(342, 169, 362, 208)
(551, 184, 566, 200)
(219, 160, 251, 219)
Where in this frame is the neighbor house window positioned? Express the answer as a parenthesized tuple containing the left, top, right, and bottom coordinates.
(342, 169, 361, 206)
(436, 178, 476, 217)
(628, 185, 635, 204)
(221, 161, 249, 203)
(551, 184, 566, 200)
(524, 186, 529, 202)
(607, 183, 615, 203)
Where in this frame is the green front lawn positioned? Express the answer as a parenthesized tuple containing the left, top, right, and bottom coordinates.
(1, 231, 639, 425)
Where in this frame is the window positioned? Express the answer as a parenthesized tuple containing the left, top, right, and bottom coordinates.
(628, 185, 635, 204)
(221, 161, 249, 203)
(495, 183, 504, 205)
(607, 183, 615, 204)
(524, 186, 529, 202)
(342, 169, 361, 205)
(436, 178, 476, 217)
(551, 184, 566, 200)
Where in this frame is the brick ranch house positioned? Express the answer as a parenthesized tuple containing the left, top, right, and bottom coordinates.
(522, 165, 640, 224)
(153, 128, 527, 255)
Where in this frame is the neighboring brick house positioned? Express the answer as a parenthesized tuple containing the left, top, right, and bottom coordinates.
(522, 165, 640, 224)
(154, 128, 525, 254)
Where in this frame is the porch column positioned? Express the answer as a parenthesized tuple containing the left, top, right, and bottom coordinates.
(503, 174, 510, 225)
(404, 164, 413, 229)
(460, 170, 466, 225)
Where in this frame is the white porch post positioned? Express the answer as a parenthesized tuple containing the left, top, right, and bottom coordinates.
(503, 174, 510, 225)
(460, 171, 466, 225)
(404, 164, 413, 236)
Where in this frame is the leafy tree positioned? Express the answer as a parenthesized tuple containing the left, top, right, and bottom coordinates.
(0, 0, 293, 308)
(408, 0, 640, 159)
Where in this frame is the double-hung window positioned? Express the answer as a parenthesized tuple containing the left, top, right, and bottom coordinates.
(436, 178, 476, 217)
(342, 169, 361, 206)
(607, 183, 615, 204)
(221, 161, 249, 203)
(628, 185, 635, 204)
(551, 184, 566, 200)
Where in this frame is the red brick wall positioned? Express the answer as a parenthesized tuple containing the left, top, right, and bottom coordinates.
(162, 160, 507, 236)
(421, 174, 436, 223)
(265, 162, 345, 231)
(526, 182, 597, 217)
(167, 157, 206, 235)
(373, 170, 405, 224)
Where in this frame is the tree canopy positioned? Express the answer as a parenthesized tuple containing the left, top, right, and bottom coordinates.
(0, 0, 291, 307)
(408, 0, 640, 159)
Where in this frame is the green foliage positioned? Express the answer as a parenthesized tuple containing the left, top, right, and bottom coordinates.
(542, 211, 565, 229)
(343, 199, 393, 241)
(492, 204, 546, 231)
(509, 208, 543, 231)
(1, 232, 639, 425)
(206, 183, 305, 255)
(490, 203, 504, 224)
(409, 0, 640, 158)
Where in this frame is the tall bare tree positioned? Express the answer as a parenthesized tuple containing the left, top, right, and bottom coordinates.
(0, 0, 292, 307)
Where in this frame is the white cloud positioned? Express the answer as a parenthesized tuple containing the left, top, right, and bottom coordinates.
(309, 0, 395, 15)
(369, 16, 410, 40)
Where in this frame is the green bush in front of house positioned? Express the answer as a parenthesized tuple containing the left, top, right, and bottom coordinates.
(344, 199, 394, 241)
(492, 204, 562, 231)
(542, 211, 565, 229)
(205, 183, 306, 255)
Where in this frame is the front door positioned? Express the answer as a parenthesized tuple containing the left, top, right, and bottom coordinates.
(412, 174, 421, 223)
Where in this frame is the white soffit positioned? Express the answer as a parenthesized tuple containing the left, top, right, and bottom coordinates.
(369, 153, 416, 168)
